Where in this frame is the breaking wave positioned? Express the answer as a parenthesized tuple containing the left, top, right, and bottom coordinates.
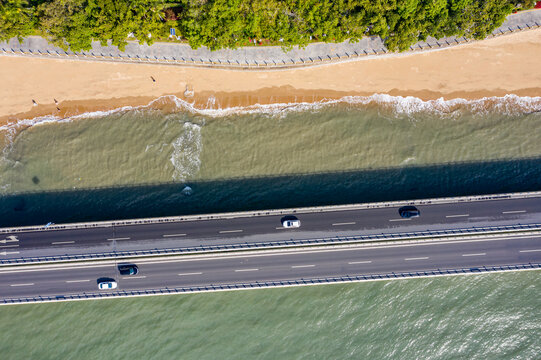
(1, 94, 539, 134)
(170, 122, 202, 181)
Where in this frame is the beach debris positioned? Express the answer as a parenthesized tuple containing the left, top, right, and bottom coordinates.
(184, 84, 194, 97)
(56, 107, 61, 111)
(151, 76, 156, 82)
(32, 99, 37, 106)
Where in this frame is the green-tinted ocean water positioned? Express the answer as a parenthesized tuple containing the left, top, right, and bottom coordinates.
(1, 95, 541, 226)
(0, 95, 540, 358)
(0, 272, 539, 359)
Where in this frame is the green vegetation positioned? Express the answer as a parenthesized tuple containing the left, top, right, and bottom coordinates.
(0, 0, 534, 52)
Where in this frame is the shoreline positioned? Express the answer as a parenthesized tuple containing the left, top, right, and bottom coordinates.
(1, 28, 541, 125)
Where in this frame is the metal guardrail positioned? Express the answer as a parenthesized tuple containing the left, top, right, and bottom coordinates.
(2, 223, 540, 265)
(1, 22, 540, 69)
(2, 189, 540, 234)
(2, 262, 539, 305)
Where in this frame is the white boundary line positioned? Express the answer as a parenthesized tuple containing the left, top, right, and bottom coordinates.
(1, 191, 540, 234)
(1, 266, 539, 306)
(1, 231, 540, 274)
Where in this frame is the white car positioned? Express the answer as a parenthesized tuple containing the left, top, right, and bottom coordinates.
(98, 280, 118, 290)
(282, 219, 301, 228)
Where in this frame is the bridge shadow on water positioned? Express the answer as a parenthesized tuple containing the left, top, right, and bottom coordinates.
(2, 156, 541, 227)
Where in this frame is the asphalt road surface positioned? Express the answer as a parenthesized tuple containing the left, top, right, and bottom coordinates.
(1, 197, 541, 260)
(1, 231, 540, 300)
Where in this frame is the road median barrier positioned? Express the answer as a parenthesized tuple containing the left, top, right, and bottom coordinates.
(2, 223, 541, 267)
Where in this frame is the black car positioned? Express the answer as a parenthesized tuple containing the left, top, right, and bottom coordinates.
(118, 264, 139, 276)
(398, 206, 420, 218)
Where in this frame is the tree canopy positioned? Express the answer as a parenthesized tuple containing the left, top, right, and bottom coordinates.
(0, 0, 533, 52)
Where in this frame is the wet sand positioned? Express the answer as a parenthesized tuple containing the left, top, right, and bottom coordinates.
(1, 28, 541, 124)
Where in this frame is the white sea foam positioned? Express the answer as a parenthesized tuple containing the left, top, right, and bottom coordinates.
(401, 157, 416, 165)
(162, 93, 541, 118)
(170, 122, 202, 181)
(1, 93, 540, 135)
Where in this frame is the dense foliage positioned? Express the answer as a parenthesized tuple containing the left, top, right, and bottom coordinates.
(0, 0, 534, 52)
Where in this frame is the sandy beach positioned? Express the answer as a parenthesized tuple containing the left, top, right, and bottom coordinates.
(1, 28, 541, 124)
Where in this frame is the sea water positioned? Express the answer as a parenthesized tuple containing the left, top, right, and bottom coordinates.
(0, 95, 540, 358)
(0, 94, 540, 226)
(0, 271, 539, 359)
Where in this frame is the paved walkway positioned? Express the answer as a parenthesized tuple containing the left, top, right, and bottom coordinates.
(1, 10, 540, 69)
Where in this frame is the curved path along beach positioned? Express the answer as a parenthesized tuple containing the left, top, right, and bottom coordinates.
(2, 10, 541, 69)
(1, 10, 541, 122)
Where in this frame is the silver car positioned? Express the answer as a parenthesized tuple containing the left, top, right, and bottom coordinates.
(282, 219, 301, 228)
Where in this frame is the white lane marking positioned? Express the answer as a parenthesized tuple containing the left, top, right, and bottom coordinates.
(219, 230, 243, 234)
(348, 261, 372, 264)
(234, 268, 259, 272)
(0, 244, 19, 248)
(446, 214, 470, 218)
(462, 253, 486, 257)
(66, 279, 91, 283)
(332, 222, 356, 226)
(52, 241, 75, 245)
(178, 272, 203, 276)
(0, 236, 19, 244)
(3, 233, 541, 273)
(10, 283, 34, 287)
(502, 210, 526, 214)
(122, 276, 146, 279)
(291, 264, 315, 268)
(275, 227, 286, 230)
(107, 237, 131, 241)
(0, 251, 19, 256)
(405, 257, 429, 261)
(389, 218, 411, 222)
(163, 233, 187, 237)
(519, 249, 541, 253)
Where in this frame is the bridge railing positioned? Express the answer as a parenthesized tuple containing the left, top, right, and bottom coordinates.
(2, 223, 541, 265)
(2, 262, 539, 305)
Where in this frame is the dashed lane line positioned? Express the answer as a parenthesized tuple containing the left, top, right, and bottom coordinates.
(162, 233, 187, 237)
(219, 230, 243, 234)
(107, 237, 131, 241)
(66, 279, 91, 283)
(503, 210, 526, 214)
(52, 241, 75, 245)
(389, 218, 412, 222)
(405, 257, 429, 261)
(519, 249, 541, 253)
(234, 268, 259, 272)
(348, 261, 372, 264)
(446, 214, 470, 218)
(291, 264, 315, 268)
(332, 222, 356, 226)
(3, 233, 539, 272)
(10, 283, 34, 287)
(0, 245, 19, 248)
(122, 276, 147, 279)
(462, 253, 486, 257)
(178, 272, 203, 276)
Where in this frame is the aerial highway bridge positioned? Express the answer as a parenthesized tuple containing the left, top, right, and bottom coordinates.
(1, 192, 540, 304)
